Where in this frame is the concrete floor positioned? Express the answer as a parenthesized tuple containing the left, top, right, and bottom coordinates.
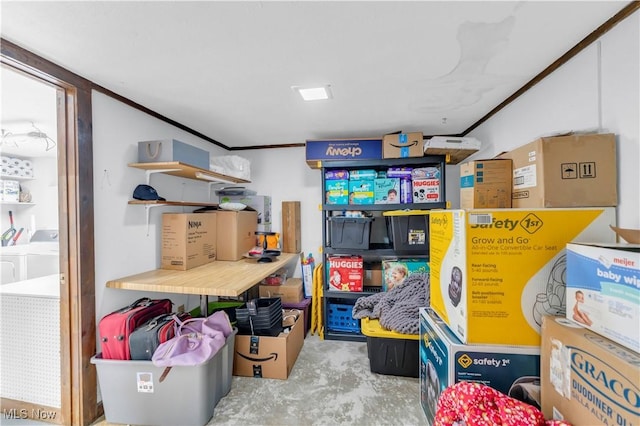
(93, 333, 426, 426)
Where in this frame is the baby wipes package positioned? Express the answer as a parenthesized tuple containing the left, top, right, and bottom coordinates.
(429, 208, 616, 346)
(566, 242, 640, 353)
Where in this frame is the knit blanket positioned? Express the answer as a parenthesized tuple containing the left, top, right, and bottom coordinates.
(352, 272, 429, 335)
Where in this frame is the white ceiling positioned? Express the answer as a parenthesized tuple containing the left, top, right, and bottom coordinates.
(0, 1, 631, 150)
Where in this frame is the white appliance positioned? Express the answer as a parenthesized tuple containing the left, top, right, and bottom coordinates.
(0, 229, 59, 284)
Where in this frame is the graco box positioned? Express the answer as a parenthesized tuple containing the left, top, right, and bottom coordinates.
(541, 316, 640, 426)
(91, 329, 236, 426)
(565, 242, 640, 353)
(429, 208, 617, 346)
(420, 308, 541, 426)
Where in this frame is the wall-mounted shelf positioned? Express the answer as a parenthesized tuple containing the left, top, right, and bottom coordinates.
(128, 161, 250, 185)
(0, 201, 35, 206)
(128, 161, 249, 234)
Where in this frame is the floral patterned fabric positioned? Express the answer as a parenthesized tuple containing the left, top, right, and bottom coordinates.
(434, 382, 571, 426)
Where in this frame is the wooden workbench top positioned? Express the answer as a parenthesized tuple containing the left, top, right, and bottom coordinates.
(106, 252, 299, 297)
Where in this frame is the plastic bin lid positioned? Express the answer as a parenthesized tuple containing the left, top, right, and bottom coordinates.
(360, 317, 418, 340)
(382, 210, 431, 217)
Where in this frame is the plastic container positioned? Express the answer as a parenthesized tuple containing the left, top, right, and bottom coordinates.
(329, 216, 373, 249)
(91, 328, 237, 426)
(327, 302, 360, 333)
(360, 317, 419, 377)
(384, 210, 430, 255)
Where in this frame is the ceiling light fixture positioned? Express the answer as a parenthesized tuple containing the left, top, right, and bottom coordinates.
(292, 85, 333, 101)
(1, 123, 57, 151)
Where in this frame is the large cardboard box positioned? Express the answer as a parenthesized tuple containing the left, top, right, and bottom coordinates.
(460, 159, 512, 209)
(233, 313, 304, 379)
(429, 208, 617, 346)
(282, 201, 301, 253)
(305, 138, 382, 168)
(161, 213, 216, 270)
(215, 210, 258, 261)
(497, 133, 617, 208)
(420, 308, 541, 425)
(566, 241, 640, 353)
(424, 136, 481, 165)
(259, 278, 304, 304)
(221, 195, 271, 232)
(383, 132, 424, 159)
(541, 316, 640, 426)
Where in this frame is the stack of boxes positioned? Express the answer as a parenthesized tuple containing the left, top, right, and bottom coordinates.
(421, 132, 639, 426)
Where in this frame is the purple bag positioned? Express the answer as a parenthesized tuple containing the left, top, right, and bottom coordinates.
(151, 311, 233, 372)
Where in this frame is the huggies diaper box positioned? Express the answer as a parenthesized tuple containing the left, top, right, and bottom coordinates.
(420, 308, 541, 425)
(429, 208, 617, 346)
(566, 242, 640, 353)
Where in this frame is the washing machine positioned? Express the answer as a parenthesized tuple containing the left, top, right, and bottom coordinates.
(0, 229, 59, 284)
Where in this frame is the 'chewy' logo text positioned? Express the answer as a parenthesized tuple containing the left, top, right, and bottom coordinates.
(571, 348, 640, 416)
(326, 146, 362, 157)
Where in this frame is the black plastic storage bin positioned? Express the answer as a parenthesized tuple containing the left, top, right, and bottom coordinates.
(385, 210, 429, 255)
(361, 317, 419, 377)
(329, 216, 373, 250)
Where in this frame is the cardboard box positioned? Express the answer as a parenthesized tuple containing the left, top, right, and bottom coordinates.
(374, 178, 400, 204)
(363, 262, 383, 287)
(2, 180, 19, 202)
(348, 179, 374, 205)
(325, 179, 349, 205)
(429, 208, 617, 346)
(540, 316, 640, 426)
(382, 258, 429, 292)
(222, 195, 272, 232)
(282, 201, 301, 253)
(424, 136, 481, 165)
(383, 132, 424, 159)
(420, 308, 541, 425)
(161, 213, 216, 270)
(138, 139, 210, 170)
(233, 313, 304, 379)
(460, 159, 512, 209)
(566, 241, 640, 353)
(215, 210, 258, 261)
(497, 133, 617, 208)
(259, 278, 304, 304)
(306, 139, 382, 168)
(328, 255, 363, 292)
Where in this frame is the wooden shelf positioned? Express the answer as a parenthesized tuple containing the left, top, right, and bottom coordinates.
(128, 161, 250, 185)
(106, 252, 299, 297)
(128, 200, 218, 207)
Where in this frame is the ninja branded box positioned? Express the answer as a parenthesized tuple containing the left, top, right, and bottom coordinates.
(429, 208, 616, 346)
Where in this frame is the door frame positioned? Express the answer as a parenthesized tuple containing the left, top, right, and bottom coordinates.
(1, 40, 97, 425)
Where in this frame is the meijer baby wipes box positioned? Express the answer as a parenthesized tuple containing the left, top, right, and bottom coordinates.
(566, 242, 640, 353)
(429, 208, 616, 346)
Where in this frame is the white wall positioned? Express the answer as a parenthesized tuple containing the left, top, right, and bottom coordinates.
(462, 11, 640, 228)
(92, 93, 228, 318)
(92, 10, 639, 324)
